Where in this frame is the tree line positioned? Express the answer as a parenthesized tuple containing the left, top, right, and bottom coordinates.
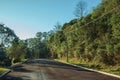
(0, 0, 120, 66)
(47, 0, 120, 66)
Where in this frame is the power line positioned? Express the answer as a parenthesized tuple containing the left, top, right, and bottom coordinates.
(65, 5, 120, 35)
(64, 4, 120, 62)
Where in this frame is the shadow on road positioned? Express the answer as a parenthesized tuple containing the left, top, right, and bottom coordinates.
(25, 59, 94, 72)
(0, 59, 120, 80)
(1, 75, 23, 80)
(11, 65, 33, 72)
(13, 67, 33, 72)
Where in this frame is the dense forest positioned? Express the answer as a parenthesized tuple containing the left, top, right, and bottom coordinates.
(47, 0, 120, 66)
(0, 0, 120, 67)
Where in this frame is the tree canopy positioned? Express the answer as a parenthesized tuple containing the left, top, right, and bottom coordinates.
(0, 0, 120, 67)
(46, 0, 120, 66)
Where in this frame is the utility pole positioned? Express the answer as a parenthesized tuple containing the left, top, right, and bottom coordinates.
(65, 35, 69, 62)
(66, 40, 69, 62)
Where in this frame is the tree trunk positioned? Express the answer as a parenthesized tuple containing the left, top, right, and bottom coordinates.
(11, 57, 15, 65)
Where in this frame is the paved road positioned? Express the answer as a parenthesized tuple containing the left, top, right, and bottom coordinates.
(1, 59, 120, 80)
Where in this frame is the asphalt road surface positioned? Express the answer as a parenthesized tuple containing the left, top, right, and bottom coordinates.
(1, 59, 120, 80)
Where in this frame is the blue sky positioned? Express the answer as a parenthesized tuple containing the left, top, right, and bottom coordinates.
(0, 0, 102, 39)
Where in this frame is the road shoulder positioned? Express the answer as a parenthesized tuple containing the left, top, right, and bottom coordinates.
(55, 59, 120, 79)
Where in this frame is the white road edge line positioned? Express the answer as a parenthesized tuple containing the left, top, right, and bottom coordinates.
(55, 60, 120, 79)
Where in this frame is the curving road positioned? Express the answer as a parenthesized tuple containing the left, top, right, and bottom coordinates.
(1, 59, 120, 80)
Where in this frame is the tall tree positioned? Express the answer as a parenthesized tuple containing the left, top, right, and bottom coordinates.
(74, 0, 87, 18)
(53, 22, 62, 32)
(6, 39, 27, 64)
(25, 32, 50, 59)
(0, 24, 17, 48)
(0, 24, 18, 66)
(47, 0, 120, 66)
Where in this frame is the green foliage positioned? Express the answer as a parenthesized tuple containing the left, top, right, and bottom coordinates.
(47, 0, 120, 66)
(0, 24, 17, 66)
(25, 32, 50, 59)
(0, 24, 17, 48)
(0, 68, 9, 75)
(6, 39, 27, 64)
(0, 0, 119, 67)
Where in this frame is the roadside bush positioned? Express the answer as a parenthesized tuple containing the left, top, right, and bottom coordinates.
(3, 59, 11, 66)
(99, 52, 115, 65)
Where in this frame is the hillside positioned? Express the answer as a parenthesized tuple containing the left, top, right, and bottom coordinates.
(47, 0, 120, 66)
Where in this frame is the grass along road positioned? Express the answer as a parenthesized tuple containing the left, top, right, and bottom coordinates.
(0, 67, 9, 75)
(57, 58, 120, 76)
